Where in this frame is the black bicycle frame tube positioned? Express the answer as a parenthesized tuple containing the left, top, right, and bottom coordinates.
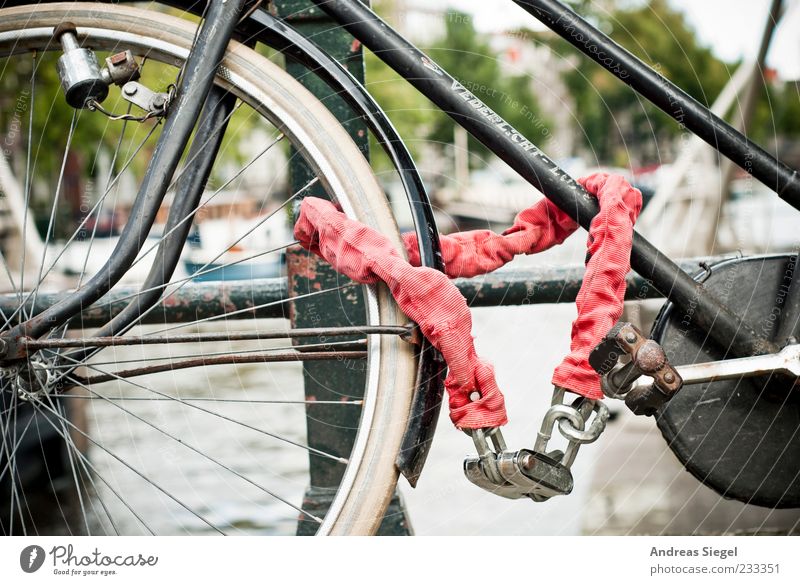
(0, 0, 246, 359)
(514, 0, 800, 210)
(61, 87, 238, 371)
(310, 0, 777, 358)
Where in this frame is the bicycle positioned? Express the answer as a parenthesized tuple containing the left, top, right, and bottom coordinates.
(0, 0, 798, 536)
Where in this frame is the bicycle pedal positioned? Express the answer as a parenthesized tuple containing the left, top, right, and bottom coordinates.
(463, 448, 573, 502)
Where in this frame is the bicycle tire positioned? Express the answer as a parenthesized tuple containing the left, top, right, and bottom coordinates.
(0, 2, 416, 535)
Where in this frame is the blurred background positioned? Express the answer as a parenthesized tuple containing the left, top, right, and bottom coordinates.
(2, 0, 800, 535)
(368, 0, 800, 259)
(370, 0, 800, 535)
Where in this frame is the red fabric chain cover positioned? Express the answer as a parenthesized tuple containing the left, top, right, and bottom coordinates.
(294, 172, 641, 428)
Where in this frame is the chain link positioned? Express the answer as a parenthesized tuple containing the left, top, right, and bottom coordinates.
(464, 387, 610, 501)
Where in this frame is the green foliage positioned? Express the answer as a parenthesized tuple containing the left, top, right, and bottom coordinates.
(425, 10, 550, 165)
(559, 0, 731, 163)
(364, 49, 439, 171)
(365, 9, 550, 170)
(556, 0, 799, 164)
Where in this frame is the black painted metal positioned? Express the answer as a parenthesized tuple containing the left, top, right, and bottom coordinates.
(396, 341, 446, 487)
(513, 0, 800, 210)
(308, 0, 777, 358)
(774, 253, 800, 346)
(1, 0, 247, 353)
(64, 88, 238, 371)
(653, 255, 800, 508)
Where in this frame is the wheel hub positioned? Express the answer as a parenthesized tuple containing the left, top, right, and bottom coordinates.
(10, 358, 56, 402)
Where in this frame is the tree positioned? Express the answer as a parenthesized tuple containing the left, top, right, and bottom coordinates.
(559, 0, 732, 165)
(425, 10, 550, 166)
(364, 9, 550, 172)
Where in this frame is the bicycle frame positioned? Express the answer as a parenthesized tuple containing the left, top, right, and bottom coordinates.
(2, 0, 799, 484)
(307, 0, 800, 361)
(0, 0, 247, 358)
(165, 0, 800, 359)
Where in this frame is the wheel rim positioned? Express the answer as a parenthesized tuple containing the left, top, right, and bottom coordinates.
(0, 4, 415, 535)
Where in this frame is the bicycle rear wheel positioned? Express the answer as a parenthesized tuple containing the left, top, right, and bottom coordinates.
(0, 2, 416, 535)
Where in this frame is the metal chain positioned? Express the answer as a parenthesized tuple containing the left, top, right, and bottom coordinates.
(464, 386, 610, 501)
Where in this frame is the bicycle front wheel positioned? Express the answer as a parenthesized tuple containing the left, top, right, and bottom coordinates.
(0, 2, 416, 535)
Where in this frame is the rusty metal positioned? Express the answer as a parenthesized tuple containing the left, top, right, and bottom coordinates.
(71, 350, 368, 386)
(589, 322, 682, 415)
(0, 257, 735, 329)
(634, 340, 667, 373)
(596, 332, 800, 416)
(627, 343, 800, 391)
(102, 50, 140, 86)
(21, 325, 412, 350)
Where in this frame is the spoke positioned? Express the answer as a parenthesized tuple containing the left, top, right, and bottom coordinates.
(43, 386, 124, 535)
(31, 395, 155, 535)
(18, 51, 36, 317)
(34, 399, 123, 535)
(53, 352, 347, 465)
(1, 123, 161, 330)
(1, 390, 33, 535)
(0, 398, 35, 485)
(31, 396, 225, 535)
(6, 391, 23, 534)
(29, 110, 78, 316)
(32, 123, 160, 290)
(0, 252, 18, 325)
(122, 105, 270, 272)
(30, 395, 87, 535)
(77, 102, 135, 290)
(18, 48, 74, 321)
(63, 377, 323, 525)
